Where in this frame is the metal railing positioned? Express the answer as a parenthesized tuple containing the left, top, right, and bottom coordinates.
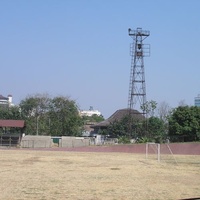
(0, 136, 20, 147)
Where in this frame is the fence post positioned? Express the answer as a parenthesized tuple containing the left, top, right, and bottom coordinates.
(9, 137, 11, 147)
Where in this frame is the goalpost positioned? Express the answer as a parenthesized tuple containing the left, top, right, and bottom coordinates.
(146, 142, 178, 164)
(146, 142, 160, 162)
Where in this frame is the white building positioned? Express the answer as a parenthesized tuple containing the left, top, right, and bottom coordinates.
(0, 94, 14, 107)
(80, 106, 101, 117)
(195, 94, 200, 107)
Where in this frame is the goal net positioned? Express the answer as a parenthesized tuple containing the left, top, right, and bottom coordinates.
(146, 143, 178, 164)
(145, 142, 160, 162)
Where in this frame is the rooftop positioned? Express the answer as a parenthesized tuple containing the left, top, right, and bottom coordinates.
(91, 108, 144, 128)
(0, 120, 25, 128)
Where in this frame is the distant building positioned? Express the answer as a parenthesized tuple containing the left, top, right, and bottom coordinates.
(195, 94, 200, 107)
(0, 94, 14, 108)
(91, 108, 144, 135)
(80, 106, 101, 117)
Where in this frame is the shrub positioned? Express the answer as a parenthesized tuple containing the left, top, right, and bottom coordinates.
(118, 136, 130, 144)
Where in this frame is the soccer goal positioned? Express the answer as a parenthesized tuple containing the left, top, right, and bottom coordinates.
(145, 142, 161, 162)
(146, 142, 178, 164)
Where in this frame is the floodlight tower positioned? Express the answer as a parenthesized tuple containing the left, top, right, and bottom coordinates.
(128, 27, 150, 115)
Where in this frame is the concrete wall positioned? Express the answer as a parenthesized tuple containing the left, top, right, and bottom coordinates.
(21, 135, 52, 148)
(60, 136, 90, 148)
(21, 135, 90, 148)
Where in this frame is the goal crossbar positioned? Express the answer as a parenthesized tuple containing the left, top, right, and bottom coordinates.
(146, 142, 160, 162)
(145, 143, 178, 164)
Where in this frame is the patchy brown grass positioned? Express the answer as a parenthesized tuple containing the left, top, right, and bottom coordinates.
(0, 149, 200, 200)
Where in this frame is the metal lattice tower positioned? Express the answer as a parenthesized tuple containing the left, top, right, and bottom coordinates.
(128, 27, 150, 115)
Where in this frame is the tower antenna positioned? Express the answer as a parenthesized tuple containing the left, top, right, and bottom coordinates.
(128, 27, 150, 115)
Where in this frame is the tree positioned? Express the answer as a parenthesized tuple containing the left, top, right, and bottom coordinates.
(141, 100, 157, 117)
(178, 99, 187, 107)
(82, 114, 104, 124)
(19, 94, 82, 136)
(107, 115, 146, 140)
(48, 96, 82, 136)
(156, 101, 172, 136)
(148, 117, 165, 143)
(108, 119, 127, 138)
(0, 106, 22, 120)
(168, 106, 200, 142)
(156, 101, 171, 123)
(19, 93, 50, 135)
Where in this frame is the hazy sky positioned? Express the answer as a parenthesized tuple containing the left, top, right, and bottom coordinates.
(1, 0, 200, 118)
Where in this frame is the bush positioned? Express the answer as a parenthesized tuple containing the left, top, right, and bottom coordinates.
(118, 136, 130, 144)
(138, 136, 151, 143)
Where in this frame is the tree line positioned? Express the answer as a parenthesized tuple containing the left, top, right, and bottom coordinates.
(103, 100, 200, 143)
(0, 94, 97, 136)
(0, 94, 200, 143)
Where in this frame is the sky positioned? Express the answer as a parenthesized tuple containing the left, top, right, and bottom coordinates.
(1, 0, 200, 118)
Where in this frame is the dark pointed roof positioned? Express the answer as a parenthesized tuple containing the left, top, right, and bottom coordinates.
(91, 108, 144, 128)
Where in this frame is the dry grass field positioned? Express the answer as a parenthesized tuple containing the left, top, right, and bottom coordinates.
(0, 149, 200, 200)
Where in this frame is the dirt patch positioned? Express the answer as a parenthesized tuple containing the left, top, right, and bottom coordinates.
(0, 149, 200, 200)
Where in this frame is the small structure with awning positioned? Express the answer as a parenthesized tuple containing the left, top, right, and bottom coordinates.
(0, 119, 25, 146)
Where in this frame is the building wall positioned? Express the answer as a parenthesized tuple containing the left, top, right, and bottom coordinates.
(21, 135, 52, 148)
(0, 94, 14, 107)
(195, 95, 200, 107)
(79, 106, 101, 117)
(21, 135, 90, 148)
(61, 136, 90, 147)
(80, 110, 101, 117)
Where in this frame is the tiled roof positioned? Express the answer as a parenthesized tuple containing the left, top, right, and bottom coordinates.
(0, 120, 25, 128)
(92, 108, 144, 128)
